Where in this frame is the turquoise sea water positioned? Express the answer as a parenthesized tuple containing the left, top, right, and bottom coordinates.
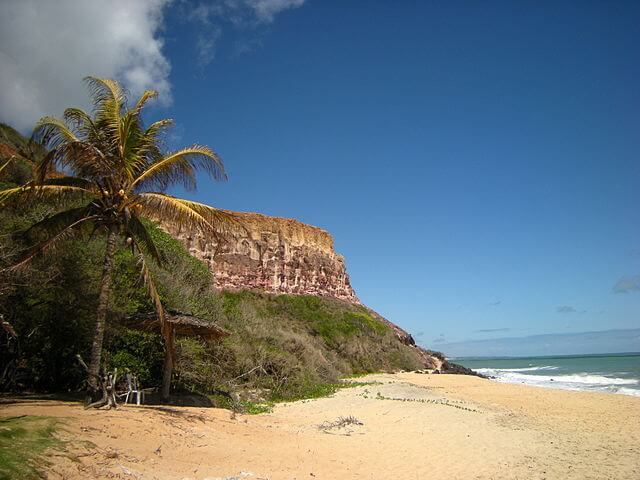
(456, 353, 640, 397)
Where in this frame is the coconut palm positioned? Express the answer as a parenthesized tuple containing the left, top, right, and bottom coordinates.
(0, 76, 232, 399)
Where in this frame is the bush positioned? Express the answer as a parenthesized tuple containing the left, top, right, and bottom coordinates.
(103, 328, 164, 387)
(155, 287, 415, 402)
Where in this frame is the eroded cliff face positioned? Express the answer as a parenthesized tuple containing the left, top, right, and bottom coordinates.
(163, 210, 476, 374)
(164, 211, 359, 303)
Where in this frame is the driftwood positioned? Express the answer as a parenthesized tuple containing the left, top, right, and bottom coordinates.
(317, 416, 364, 431)
(229, 365, 268, 412)
(202, 365, 268, 412)
(77, 354, 119, 409)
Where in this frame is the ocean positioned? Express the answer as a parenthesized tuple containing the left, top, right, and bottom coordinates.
(456, 352, 640, 397)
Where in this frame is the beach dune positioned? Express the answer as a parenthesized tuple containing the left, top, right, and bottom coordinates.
(3, 373, 639, 479)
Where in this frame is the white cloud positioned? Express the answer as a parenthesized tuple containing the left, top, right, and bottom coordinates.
(0, 0, 171, 131)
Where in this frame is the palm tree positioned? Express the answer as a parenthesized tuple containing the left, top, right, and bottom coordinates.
(0, 77, 232, 399)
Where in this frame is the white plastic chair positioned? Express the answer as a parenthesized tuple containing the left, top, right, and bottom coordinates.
(119, 373, 149, 405)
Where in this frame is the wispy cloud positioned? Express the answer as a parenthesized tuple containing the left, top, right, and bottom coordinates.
(196, 27, 222, 67)
(248, 0, 307, 23)
(432, 333, 446, 344)
(183, 0, 307, 67)
(613, 275, 640, 294)
(475, 328, 511, 333)
(556, 305, 587, 314)
(488, 300, 502, 306)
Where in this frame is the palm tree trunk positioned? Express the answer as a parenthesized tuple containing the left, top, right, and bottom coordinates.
(161, 327, 175, 400)
(87, 228, 118, 396)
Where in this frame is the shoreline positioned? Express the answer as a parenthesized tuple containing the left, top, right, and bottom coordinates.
(476, 373, 640, 397)
(456, 352, 640, 397)
(2, 372, 639, 479)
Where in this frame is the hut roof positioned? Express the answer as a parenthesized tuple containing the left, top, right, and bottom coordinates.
(127, 311, 230, 340)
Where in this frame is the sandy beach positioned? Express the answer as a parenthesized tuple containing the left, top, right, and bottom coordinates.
(2, 373, 639, 480)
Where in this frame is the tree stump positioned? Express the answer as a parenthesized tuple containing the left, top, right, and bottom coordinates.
(77, 354, 119, 409)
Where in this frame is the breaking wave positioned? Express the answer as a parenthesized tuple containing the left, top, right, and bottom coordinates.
(494, 365, 559, 372)
(476, 368, 640, 396)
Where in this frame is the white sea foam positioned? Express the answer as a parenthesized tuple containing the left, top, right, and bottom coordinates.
(616, 387, 640, 397)
(493, 365, 559, 372)
(476, 368, 640, 396)
(477, 369, 638, 385)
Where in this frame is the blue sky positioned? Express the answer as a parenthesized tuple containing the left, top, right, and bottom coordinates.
(1, 1, 638, 352)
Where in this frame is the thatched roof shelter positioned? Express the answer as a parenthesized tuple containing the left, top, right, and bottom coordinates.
(126, 311, 229, 340)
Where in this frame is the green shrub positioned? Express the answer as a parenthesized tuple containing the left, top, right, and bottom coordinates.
(104, 329, 164, 387)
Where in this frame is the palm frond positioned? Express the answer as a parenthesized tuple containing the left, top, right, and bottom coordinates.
(131, 119, 174, 174)
(175, 198, 240, 233)
(63, 107, 99, 142)
(132, 145, 225, 192)
(144, 119, 174, 139)
(119, 92, 161, 178)
(126, 213, 164, 265)
(136, 192, 214, 233)
(84, 76, 125, 161)
(133, 90, 158, 116)
(32, 132, 111, 184)
(0, 158, 11, 174)
(41, 176, 97, 191)
(32, 116, 80, 148)
(84, 76, 126, 114)
(119, 111, 145, 181)
(0, 185, 26, 206)
(23, 204, 98, 242)
(7, 214, 98, 271)
(32, 117, 80, 179)
(32, 149, 58, 183)
(136, 192, 238, 235)
(0, 183, 94, 207)
(42, 142, 112, 182)
(135, 251, 168, 338)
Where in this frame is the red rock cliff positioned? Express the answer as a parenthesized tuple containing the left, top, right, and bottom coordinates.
(164, 211, 360, 303)
(163, 211, 477, 374)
